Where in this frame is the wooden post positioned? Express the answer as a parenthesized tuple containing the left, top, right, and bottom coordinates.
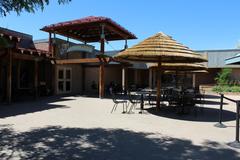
(82, 66, 85, 94)
(99, 25, 105, 98)
(192, 73, 196, 88)
(156, 62, 162, 110)
(6, 48, 12, 104)
(34, 60, 39, 99)
(49, 33, 53, 57)
(51, 63, 56, 95)
(122, 67, 126, 92)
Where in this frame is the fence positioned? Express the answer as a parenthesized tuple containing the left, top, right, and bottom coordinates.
(214, 94, 240, 148)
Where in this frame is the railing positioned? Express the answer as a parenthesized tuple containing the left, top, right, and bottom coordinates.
(214, 94, 240, 148)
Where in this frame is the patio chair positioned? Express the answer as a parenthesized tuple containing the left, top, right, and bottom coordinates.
(147, 93, 157, 107)
(182, 91, 196, 114)
(127, 91, 141, 114)
(110, 91, 128, 114)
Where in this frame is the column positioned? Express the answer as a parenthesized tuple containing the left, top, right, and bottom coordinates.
(6, 48, 12, 104)
(192, 73, 196, 88)
(34, 60, 39, 99)
(122, 67, 126, 92)
(99, 25, 105, 98)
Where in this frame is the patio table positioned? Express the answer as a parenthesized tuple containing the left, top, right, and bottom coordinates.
(134, 89, 157, 113)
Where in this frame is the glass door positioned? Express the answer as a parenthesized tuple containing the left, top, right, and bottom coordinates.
(57, 67, 72, 94)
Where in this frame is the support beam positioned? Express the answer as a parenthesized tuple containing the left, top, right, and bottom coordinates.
(34, 60, 39, 99)
(82, 66, 85, 94)
(122, 67, 126, 92)
(99, 25, 105, 98)
(52, 64, 56, 95)
(6, 48, 12, 104)
(156, 62, 162, 110)
(192, 73, 196, 88)
(49, 33, 53, 57)
(56, 58, 103, 64)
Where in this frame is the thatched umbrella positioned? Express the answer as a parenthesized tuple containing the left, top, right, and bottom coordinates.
(147, 63, 207, 88)
(115, 32, 207, 109)
(147, 63, 207, 71)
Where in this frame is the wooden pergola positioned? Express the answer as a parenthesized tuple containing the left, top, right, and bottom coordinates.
(41, 16, 137, 98)
(0, 27, 52, 103)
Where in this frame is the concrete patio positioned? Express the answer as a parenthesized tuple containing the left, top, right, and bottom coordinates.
(0, 93, 240, 159)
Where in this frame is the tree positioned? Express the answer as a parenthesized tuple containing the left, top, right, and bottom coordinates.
(0, 0, 71, 16)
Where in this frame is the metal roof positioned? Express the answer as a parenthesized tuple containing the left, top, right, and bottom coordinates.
(225, 53, 240, 65)
(197, 49, 240, 68)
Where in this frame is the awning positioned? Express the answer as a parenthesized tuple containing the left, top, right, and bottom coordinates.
(225, 53, 240, 65)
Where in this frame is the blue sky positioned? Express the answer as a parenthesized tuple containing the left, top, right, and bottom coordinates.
(1, 0, 240, 51)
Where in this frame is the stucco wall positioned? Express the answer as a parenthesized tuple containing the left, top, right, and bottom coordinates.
(231, 68, 240, 80)
(195, 69, 219, 87)
(84, 66, 122, 93)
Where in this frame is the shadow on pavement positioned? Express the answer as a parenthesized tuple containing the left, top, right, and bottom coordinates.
(0, 96, 74, 118)
(146, 106, 236, 122)
(0, 126, 239, 160)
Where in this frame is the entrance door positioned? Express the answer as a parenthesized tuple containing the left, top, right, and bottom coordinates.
(57, 67, 72, 94)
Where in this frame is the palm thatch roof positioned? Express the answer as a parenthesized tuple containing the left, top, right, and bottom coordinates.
(147, 63, 207, 71)
(115, 32, 207, 63)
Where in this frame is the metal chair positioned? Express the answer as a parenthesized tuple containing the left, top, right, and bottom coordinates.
(127, 91, 141, 113)
(110, 92, 128, 113)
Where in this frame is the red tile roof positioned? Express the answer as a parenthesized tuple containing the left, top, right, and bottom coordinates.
(41, 16, 137, 42)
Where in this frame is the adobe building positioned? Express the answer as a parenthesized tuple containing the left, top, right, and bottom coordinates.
(0, 27, 53, 103)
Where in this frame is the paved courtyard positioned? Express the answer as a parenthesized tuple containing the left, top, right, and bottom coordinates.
(0, 93, 240, 159)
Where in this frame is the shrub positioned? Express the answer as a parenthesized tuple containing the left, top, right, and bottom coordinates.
(215, 68, 232, 86)
(212, 85, 240, 93)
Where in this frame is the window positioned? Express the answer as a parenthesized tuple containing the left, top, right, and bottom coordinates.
(57, 67, 72, 94)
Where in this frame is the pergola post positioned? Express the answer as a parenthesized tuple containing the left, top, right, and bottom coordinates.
(6, 48, 12, 104)
(122, 67, 127, 93)
(34, 60, 39, 99)
(192, 73, 196, 88)
(49, 33, 53, 57)
(99, 24, 105, 98)
(156, 62, 162, 110)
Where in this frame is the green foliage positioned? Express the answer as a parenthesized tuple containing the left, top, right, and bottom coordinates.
(212, 85, 240, 93)
(215, 68, 232, 86)
(0, 0, 71, 16)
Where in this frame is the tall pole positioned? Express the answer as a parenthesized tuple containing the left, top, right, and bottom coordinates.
(49, 33, 53, 57)
(6, 48, 12, 104)
(122, 67, 126, 93)
(192, 73, 196, 88)
(34, 60, 39, 99)
(99, 24, 105, 98)
(121, 40, 128, 93)
(156, 61, 162, 110)
(235, 101, 239, 143)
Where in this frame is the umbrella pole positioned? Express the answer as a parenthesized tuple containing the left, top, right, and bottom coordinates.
(156, 62, 162, 110)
